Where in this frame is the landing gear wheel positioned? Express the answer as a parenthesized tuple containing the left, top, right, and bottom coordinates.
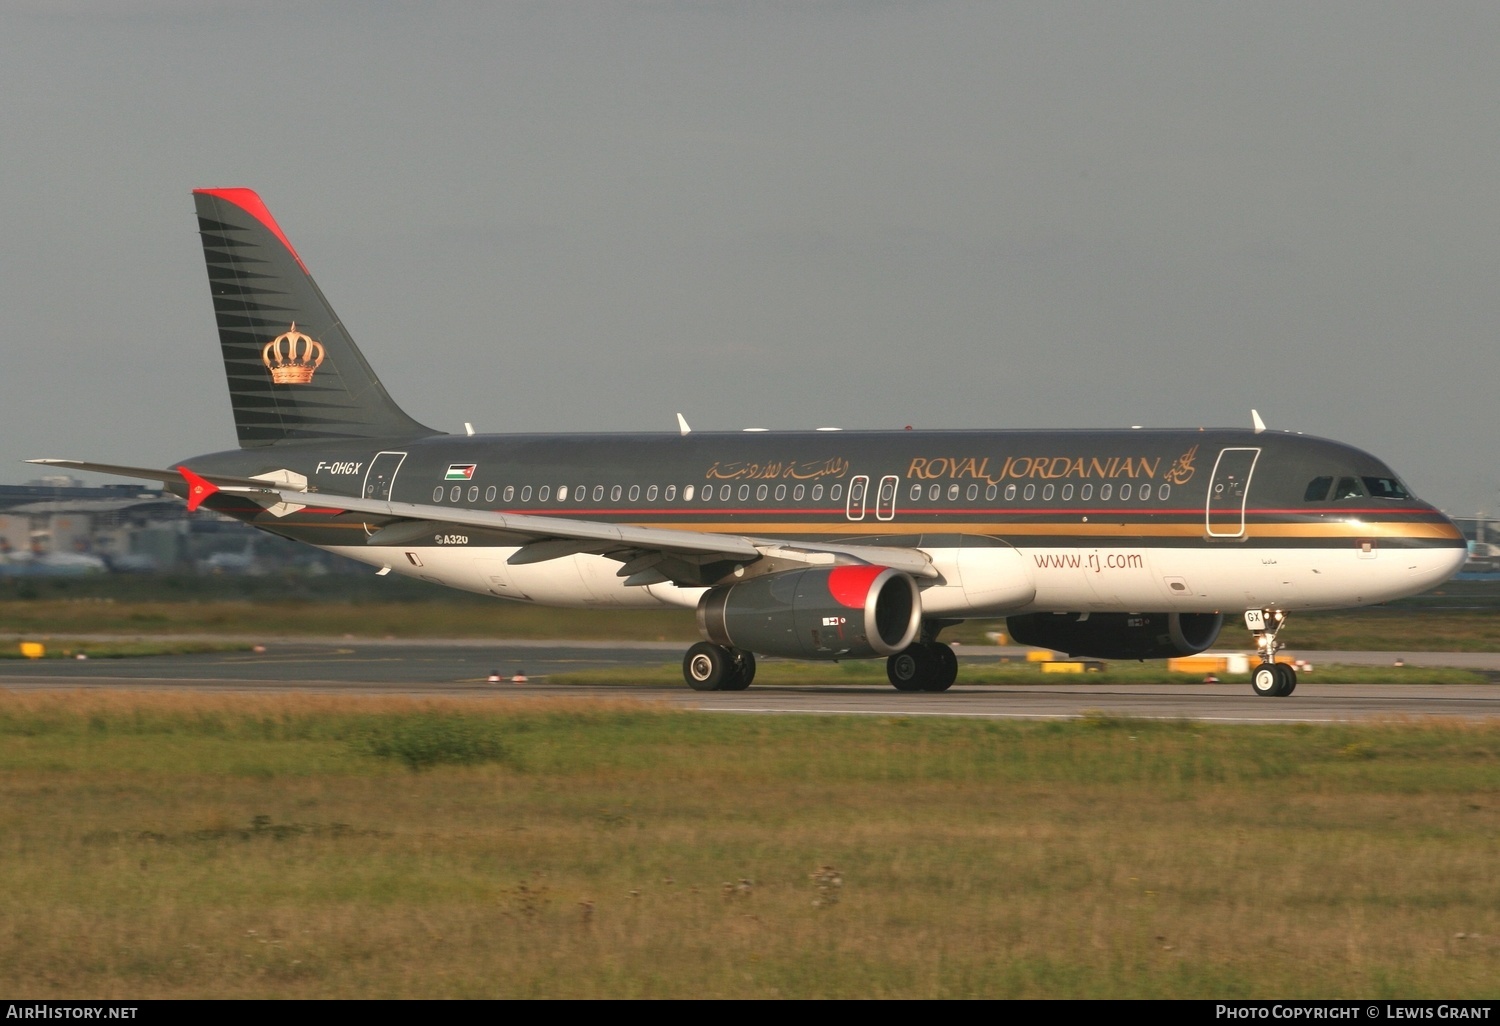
(924, 643, 959, 692)
(887, 648, 930, 692)
(719, 650, 756, 691)
(1251, 662, 1280, 697)
(684, 642, 734, 691)
(1245, 608, 1298, 698)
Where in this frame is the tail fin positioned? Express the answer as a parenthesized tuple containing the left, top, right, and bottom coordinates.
(193, 188, 439, 447)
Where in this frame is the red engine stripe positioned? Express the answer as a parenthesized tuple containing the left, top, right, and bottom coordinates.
(826, 565, 886, 609)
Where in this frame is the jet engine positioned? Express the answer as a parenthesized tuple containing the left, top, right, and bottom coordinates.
(1006, 611, 1223, 660)
(697, 565, 922, 660)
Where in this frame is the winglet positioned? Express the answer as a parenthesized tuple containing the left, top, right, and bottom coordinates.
(676, 413, 691, 436)
(179, 467, 220, 512)
(1251, 409, 1267, 434)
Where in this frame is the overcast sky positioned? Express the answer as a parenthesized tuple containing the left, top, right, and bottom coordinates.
(3, 2, 1497, 514)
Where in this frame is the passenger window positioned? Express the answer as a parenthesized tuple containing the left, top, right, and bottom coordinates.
(592, 485, 604, 501)
(1005, 483, 1016, 501)
(485, 485, 496, 502)
(1061, 484, 1073, 501)
(794, 484, 805, 501)
(467, 485, 479, 502)
(503, 485, 514, 502)
(449, 486, 461, 502)
(830, 484, 842, 501)
(538, 485, 551, 502)
(628, 485, 640, 502)
(683, 485, 695, 501)
(610, 485, 622, 502)
(664, 485, 676, 501)
(1334, 477, 1364, 500)
(738, 484, 750, 501)
(966, 484, 978, 501)
(1141, 487, 1151, 502)
(947, 484, 960, 501)
(702, 485, 714, 500)
(1080, 483, 1092, 501)
(1023, 484, 1036, 501)
(432, 486, 444, 502)
(928, 484, 940, 501)
(812, 484, 824, 501)
(521, 485, 533, 502)
(647, 484, 658, 501)
(1304, 477, 1333, 502)
(775, 484, 786, 501)
(1042, 483, 1054, 501)
(986, 484, 997, 500)
(910, 484, 922, 501)
(1158, 484, 1170, 500)
(1100, 484, 1112, 501)
(756, 484, 768, 501)
(1120, 484, 1132, 500)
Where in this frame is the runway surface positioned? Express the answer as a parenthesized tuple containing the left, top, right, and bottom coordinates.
(2, 639, 1499, 723)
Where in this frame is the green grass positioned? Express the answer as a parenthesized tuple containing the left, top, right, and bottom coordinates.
(5, 598, 1500, 653)
(1, 692, 1496, 998)
(1, 575, 1498, 650)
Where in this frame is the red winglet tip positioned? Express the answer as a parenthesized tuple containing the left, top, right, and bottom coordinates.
(178, 467, 219, 512)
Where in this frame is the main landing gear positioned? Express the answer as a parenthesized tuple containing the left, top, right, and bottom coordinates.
(886, 641, 959, 693)
(1245, 608, 1297, 697)
(683, 642, 756, 692)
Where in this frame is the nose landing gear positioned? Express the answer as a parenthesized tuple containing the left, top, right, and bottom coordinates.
(1245, 608, 1297, 697)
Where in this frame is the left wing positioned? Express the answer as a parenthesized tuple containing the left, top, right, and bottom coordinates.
(28, 460, 938, 588)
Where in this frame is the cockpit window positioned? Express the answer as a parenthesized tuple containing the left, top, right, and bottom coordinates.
(1333, 477, 1365, 500)
(1303, 476, 1333, 502)
(1362, 476, 1411, 500)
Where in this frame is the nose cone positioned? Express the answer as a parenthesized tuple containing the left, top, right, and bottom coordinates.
(1414, 508, 1470, 588)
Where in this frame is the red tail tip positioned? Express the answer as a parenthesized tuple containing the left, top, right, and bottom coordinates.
(178, 467, 220, 512)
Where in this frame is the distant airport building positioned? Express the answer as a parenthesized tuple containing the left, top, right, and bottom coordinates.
(0, 476, 337, 575)
(1452, 518, 1500, 574)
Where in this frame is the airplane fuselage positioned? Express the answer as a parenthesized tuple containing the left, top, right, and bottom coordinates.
(180, 426, 1466, 617)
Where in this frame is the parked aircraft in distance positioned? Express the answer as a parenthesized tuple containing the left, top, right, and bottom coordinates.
(33, 189, 1468, 696)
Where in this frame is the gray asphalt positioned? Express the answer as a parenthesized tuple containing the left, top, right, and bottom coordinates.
(2, 639, 1498, 723)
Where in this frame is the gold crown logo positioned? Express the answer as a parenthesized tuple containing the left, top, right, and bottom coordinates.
(262, 322, 325, 385)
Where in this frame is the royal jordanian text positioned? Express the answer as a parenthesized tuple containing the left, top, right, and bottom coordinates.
(904, 445, 1202, 486)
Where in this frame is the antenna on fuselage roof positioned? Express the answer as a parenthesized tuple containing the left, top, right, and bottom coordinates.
(1251, 409, 1267, 434)
(676, 413, 691, 436)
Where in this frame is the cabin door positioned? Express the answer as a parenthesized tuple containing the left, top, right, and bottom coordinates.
(361, 451, 407, 537)
(875, 475, 900, 521)
(846, 475, 870, 521)
(1205, 447, 1259, 538)
(363, 451, 407, 501)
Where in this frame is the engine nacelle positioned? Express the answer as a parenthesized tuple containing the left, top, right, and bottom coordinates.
(1006, 611, 1223, 660)
(697, 565, 922, 660)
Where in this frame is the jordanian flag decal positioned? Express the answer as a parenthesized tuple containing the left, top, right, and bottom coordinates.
(445, 464, 477, 481)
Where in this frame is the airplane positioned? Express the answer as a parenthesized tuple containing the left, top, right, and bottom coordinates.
(32, 188, 1468, 697)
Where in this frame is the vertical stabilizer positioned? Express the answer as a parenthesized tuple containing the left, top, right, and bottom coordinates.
(193, 188, 439, 447)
